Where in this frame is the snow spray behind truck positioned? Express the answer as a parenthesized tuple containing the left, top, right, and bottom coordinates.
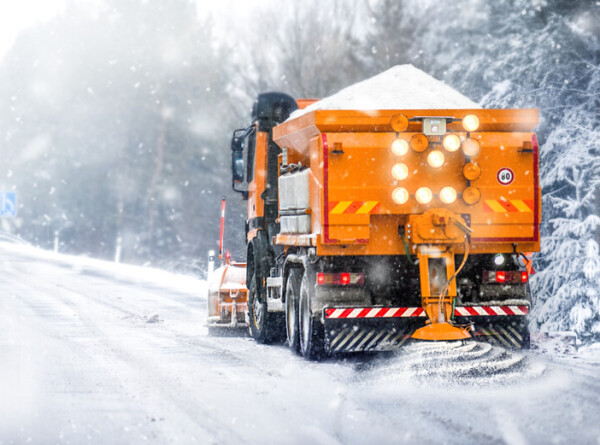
(228, 70, 540, 360)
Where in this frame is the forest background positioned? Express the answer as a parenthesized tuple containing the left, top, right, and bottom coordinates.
(0, 0, 598, 339)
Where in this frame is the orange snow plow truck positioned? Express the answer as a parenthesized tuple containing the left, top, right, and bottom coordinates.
(229, 92, 540, 360)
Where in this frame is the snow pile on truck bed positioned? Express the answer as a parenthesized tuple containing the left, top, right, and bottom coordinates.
(290, 64, 480, 119)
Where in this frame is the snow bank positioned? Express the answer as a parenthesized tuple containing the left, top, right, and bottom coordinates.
(0, 241, 204, 295)
(290, 64, 480, 119)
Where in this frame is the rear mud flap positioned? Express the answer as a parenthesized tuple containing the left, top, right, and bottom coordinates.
(460, 316, 530, 349)
(323, 312, 529, 352)
(323, 317, 426, 353)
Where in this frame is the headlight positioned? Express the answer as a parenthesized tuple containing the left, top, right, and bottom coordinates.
(392, 187, 409, 204)
(391, 138, 409, 156)
(427, 150, 445, 168)
(391, 163, 409, 180)
(415, 187, 433, 204)
(462, 139, 481, 157)
(442, 134, 461, 152)
(494, 254, 505, 266)
(410, 134, 429, 152)
(462, 186, 481, 205)
(463, 162, 481, 180)
(439, 186, 457, 204)
(462, 114, 480, 132)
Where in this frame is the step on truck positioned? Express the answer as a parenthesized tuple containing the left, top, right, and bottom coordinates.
(230, 92, 540, 359)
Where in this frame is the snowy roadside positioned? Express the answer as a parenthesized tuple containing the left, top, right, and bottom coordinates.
(0, 241, 205, 297)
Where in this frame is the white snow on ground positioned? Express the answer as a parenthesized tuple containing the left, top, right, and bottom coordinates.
(290, 64, 481, 120)
(0, 242, 202, 295)
(1, 242, 600, 444)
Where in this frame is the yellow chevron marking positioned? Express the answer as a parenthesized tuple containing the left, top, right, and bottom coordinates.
(356, 201, 379, 214)
(330, 201, 352, 214)
(485, 200, 507, 212)
(511, 200, 532, 212)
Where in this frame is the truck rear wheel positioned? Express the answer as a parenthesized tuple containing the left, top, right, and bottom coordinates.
(299, 272, 325, 360)
(285, 269, 301, 353)
(248, 274, 284, 344)
(248, 275, 270, 343)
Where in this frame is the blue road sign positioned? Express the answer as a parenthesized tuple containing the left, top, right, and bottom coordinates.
(1, 192, 17, 217)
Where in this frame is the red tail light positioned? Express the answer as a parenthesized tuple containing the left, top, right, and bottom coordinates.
(483, 270, 528, 284)
(317, 273, 325, 285)
(316, 272, 364, 286)
(340, 273, 350, 285)
(496, 271, 506, 283)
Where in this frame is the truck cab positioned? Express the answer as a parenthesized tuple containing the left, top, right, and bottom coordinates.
(231, 93, 300, 342)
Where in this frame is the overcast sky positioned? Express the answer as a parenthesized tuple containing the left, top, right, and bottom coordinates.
(0, 0, 66, 57)
(0, 0, 247, 60)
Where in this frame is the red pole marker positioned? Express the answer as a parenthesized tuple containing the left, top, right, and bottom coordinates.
(219, 198, 226, 260)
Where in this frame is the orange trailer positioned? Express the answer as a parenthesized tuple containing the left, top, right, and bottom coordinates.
(206, 259, 248, 333)
(230, 92, 539, 359)
(206, 200, 249, 334)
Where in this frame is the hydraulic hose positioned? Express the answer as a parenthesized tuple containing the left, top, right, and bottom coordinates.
(437, 225, 471, 321)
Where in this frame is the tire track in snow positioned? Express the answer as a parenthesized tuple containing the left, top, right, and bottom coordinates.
(0, 264, 241, 443)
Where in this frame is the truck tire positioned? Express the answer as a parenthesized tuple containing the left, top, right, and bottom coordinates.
(285, 269, 301, 353)
(299, 272, 325, 360)
(248, 274, 284, 344)
(248, 274, 269, 343)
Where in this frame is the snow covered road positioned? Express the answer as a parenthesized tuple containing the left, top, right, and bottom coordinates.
(1, 243, 599, 444)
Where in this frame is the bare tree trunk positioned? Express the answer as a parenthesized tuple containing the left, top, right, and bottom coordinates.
(115, 125, 130, 259)
(146, 113, 167, 251)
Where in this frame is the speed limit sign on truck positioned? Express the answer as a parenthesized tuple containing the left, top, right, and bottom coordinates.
(497, 168, 514, 186)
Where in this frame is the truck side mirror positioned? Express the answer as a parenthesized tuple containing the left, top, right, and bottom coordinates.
(232, 148, 244, 183)
(231, 129, 249, 199)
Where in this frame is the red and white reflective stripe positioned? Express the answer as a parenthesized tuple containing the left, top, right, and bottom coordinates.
(324, 307, 426, 319)
(454, 305, 529, 316)
(324, 305, 529, 319)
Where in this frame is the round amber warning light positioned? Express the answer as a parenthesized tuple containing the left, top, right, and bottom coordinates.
(463, 162, 481, 181)
(462, 138, 481, 157)
(391, 138, 409, 156)
(410, 134, 429, 153)
(462, 186, 481, 205)
(427, 150, 445, 168)
(439, 186, 458, 204)
(391, 113, 409, 132)
(462, 114, 480, 132)
(415, 187, 433, 204)
(391, 163, 409, 181)
(392, 187, 409, 205)
(443, 134, 461, 152)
